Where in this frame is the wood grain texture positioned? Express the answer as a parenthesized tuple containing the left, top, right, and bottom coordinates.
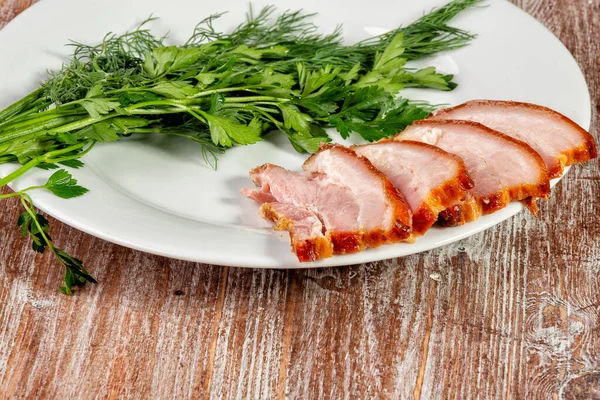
(1, 0, 599, 399)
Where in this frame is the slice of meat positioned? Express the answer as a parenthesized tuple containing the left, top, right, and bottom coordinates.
(260, 203, 333, 262)
(353, 140, 474, 235)
(429, 100, 598, 178)
(242, 163, 365, 255)
(303, 144, 412, 247)
(395, 120, 550, 215)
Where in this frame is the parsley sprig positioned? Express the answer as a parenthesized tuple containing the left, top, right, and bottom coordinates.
(2, 168, 95, 294)
(0, 0, 481, 292)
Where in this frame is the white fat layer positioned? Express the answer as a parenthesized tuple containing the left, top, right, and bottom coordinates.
(310, 219, 322, 237)
(307, 216, 323, 237)
(421, 127, 443, 145)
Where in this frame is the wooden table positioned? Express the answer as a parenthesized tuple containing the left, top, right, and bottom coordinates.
(1, 1, 599, 398)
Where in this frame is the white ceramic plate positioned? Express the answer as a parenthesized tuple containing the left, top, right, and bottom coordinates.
(0, 0, 590, 268)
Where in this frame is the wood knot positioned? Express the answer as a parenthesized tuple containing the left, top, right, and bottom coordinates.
(174, 290, 185, 296)
(562, 372, 600, 400)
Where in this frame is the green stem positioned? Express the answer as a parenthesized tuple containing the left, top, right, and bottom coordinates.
(0, 98, 53, 127)
(187, 109, 208, 124)
(0, 184, 47, 198)
(0, 158, 41, 188)
(0, 141, 92, 189)
(190, 85, 276, 98)
(0, 155, 15, 164)
(46, 141, 95, 163)
(0, 101, 201, 147)
(156, 131, 209, 143)
(0, 108, 83, 132)
(223, 103, 281, 114)
(103, 88, 149, 95)
(0, 88, 45, 123)
(128, 108, 185, 115)
(224, 96, 289, 103)
(0, 192, 23, 199)
(125, 99, 188, 111)
(0, 115, 84, 144)
(44, 141, 90, 159)
(22, 185, 46, 192)
(45, 115, 115, 135)
(224, 103, 283, 127)
(20, 194, 57, 254)
(0, 95, 280, 146)
(124, 128, 159, 134)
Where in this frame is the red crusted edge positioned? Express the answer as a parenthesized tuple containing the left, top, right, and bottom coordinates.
(394, 141, 474, 235)
(304, 143, 413, 247)
(431, 100, 598, 179)
(437, 194, 483, 227)
(329, 231, 365, 255)
(260, 203, 334, 262)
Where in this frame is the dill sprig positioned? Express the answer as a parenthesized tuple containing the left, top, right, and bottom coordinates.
(0, 0, 482, 293)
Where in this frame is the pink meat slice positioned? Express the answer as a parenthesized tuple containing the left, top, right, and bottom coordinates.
(303, 144, 413, 247)
(429, 100, 598, 178)
(259, 203, 333, 262)
(242, 163, 365, 255)
(395, 120, 550, 215)
(353, 140, 473, 234)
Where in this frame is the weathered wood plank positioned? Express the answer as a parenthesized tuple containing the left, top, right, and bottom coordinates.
(0, 0, 599, 399)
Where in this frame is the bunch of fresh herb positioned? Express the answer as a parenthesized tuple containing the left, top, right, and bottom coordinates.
(0, 0, 481, 293)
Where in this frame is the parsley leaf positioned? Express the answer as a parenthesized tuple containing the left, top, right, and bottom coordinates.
(37, 162, 60, 170)
(118, 92, 162, 106)
(288, 134, 328, 153)
(143, 46, 206, 78)
(279, 104, 314, 134)
(331, 94, 433, 141)
(55, 248, 97, 295)
(78, 121, 120, 141)
(298, 64, 343, 96)
(79, 98, 120, 119)
(59, 159, 85, 169)
(149, 81, 198, 99)
(261, 68, 296, 88)
(231, 44, 288, 61)
(202, 113, 263, 146)
(57, 132, 79, 145)
(43, 169, 89, 199)
(401, 67, 458, 91)
(17, 211, 51, 253)
(328, 86, 391, 138)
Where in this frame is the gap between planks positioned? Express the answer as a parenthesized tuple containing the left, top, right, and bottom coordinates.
(413, 279, 437, 400)
(201, 266, 230, 399)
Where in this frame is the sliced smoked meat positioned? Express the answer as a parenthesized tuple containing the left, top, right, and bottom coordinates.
(395, 120, 550, 215)
(303, 144, 413, 247)
(429, 100, 597, 178)
(353, 140, 473, 235)
(242, 163, 364, 256)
